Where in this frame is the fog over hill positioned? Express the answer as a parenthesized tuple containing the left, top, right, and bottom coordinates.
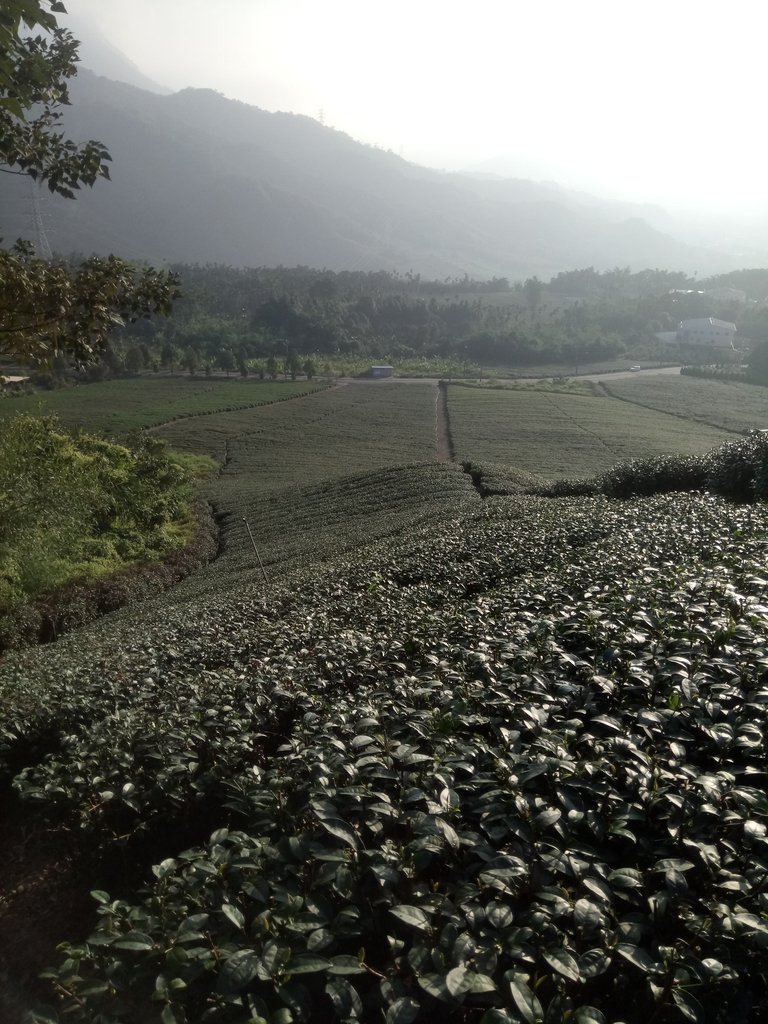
(0, 58, 751, 278)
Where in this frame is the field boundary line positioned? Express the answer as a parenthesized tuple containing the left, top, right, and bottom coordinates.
(541, 391, 618, 454)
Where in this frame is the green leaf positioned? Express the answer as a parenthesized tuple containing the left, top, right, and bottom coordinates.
(217, 949, 259, 994)
(573, 899, 603, 931)
(486, 904, 515, 930)
(326, 976, 363, 1018)
(534, 808, 561, 829)
(573, 1008, 607, 1024)
(77, 981, 109, 997)
(161, 1004, 185, 1024)
(256, 941, 291, 982)
(542, 947, 580, 982)
(468, 972, 497, 994)
(733, 912, 768, 937)
(578, 949, 611, 979)
(221, 903, 245, 931)
(615, 944, 658, 974)
(506, 972, 543, 1024)
(113, 931, 155, 951)
(328, 955, 366, 975)
(317, 817, 358, 847)
(672, 988, 705, 1023)
(386, 997, 420, 1024)
(417, 973, 451, 1002)
(445, 965, 473, 998)
(286, 954, 331, 975)
(389, 905, 431, 932)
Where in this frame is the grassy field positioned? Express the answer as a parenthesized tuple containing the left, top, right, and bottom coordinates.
(446, 381, 730, 478)
(601, 374, 768, 433)
(0, 377, 326, 435)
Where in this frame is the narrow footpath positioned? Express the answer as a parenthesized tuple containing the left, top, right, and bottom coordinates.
(435, 381, 454, 462)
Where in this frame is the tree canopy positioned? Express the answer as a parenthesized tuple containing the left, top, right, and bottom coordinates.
(0, 0, 178, 364)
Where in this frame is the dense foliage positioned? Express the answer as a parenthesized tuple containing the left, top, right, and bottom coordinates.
(0, 0, 108, 196)
(0, 1, 177, 363)
(96, 263, 760, 382)
(0, 242, 179, 364)
(3, 463, 768, 1021)
(0, 414, 194, 626)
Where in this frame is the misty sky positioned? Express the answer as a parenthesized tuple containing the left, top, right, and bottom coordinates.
(64, 0, 766, 218)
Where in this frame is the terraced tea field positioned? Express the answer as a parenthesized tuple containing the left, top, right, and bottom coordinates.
(5, 373, 768, 1022)
(157, 383, 437, 484)
(446, 382, 731, 478)
(172, 462, 479, 605)
(0, 378, 325, 435)
(601, 375, 768, 434)
(3, 485, 768, 1023)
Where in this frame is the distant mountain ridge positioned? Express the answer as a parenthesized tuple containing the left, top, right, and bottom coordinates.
(63, 15, 173, 95)
(0, 68, 740, 278)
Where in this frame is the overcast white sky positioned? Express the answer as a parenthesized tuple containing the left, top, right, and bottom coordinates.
(63, 0, 767, 218)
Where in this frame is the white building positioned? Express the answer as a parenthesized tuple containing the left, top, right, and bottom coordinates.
(677, 318, 737, 349)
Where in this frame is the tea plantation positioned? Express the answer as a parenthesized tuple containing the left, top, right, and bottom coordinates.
(2, 377, 768, 1023)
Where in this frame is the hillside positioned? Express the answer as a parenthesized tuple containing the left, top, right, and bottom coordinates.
(2, 473, 768, 1023)
(0, 71, 733, 279)
(3, 376, 768, 1021)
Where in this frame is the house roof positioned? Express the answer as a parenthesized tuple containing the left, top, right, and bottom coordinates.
(679, 318, 736, 330)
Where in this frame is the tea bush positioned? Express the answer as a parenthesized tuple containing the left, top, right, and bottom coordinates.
(541, 432, 768, 503)
(4, 490, 768, 1022)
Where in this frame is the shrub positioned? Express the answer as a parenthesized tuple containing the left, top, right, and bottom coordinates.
(540, 435, 768, 503)
(0, 415, 194, 621)
(704, 431, 768, 501)
(598, 454, 707, 498)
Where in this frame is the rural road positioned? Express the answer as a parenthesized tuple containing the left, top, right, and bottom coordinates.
(337, 366, 682, 385)
(560, 365, 682, 383)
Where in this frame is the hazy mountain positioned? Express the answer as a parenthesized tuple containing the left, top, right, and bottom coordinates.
(0, 70, 741, 279)
(63, 15, 172, 95)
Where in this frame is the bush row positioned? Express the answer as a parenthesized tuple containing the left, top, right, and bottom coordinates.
(533, 432, 768, 501)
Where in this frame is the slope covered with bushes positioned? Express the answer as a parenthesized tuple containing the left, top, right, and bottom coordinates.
(2, 450, 768, 1021)
(0, 415, 205, 648)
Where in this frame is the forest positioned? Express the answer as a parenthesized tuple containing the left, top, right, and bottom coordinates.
(53, 264, 768, 382)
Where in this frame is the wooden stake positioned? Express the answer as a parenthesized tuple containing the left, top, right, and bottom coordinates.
(243, 516, 268, 583)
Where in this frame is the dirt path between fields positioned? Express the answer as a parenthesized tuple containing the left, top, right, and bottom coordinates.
(436, 382, 454, 462)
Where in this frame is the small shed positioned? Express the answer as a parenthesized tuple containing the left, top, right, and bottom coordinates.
(369, 365, 394, 378)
